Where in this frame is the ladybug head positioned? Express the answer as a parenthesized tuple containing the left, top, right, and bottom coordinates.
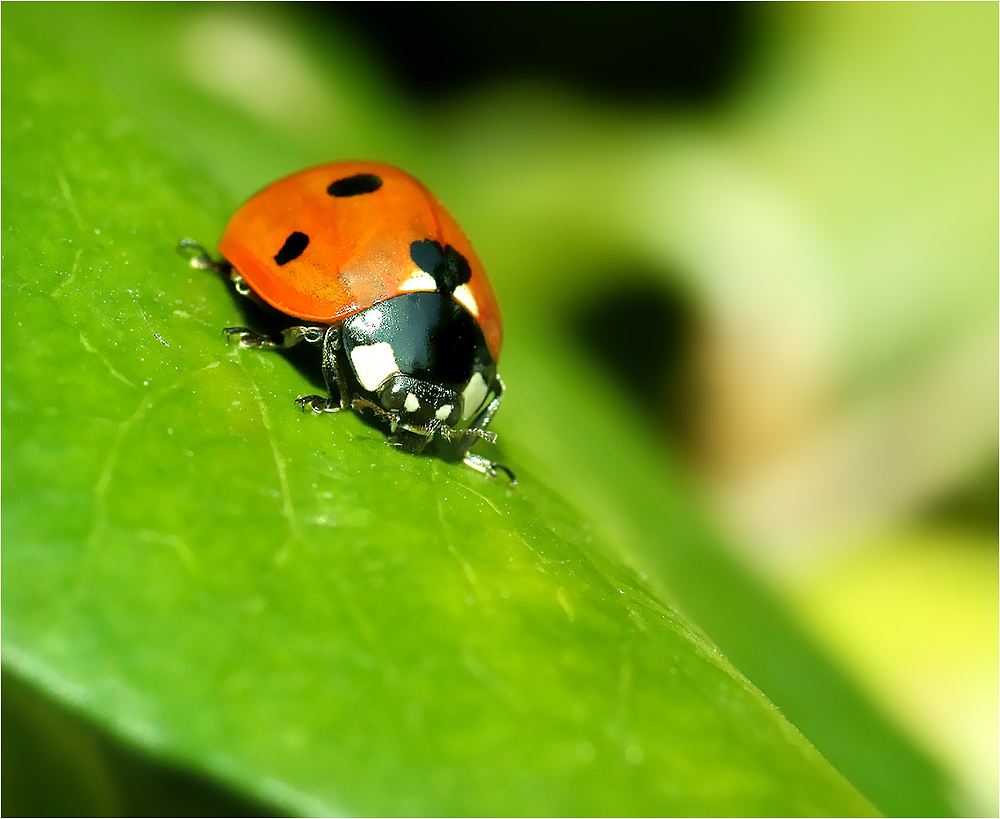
(377, 374, 462, 436)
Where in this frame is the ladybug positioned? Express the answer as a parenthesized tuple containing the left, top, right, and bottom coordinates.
(180, 161, 514, 482)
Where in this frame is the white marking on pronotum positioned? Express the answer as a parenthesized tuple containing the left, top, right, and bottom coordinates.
(350, 342, 399, 391)
(462, 372, 489, 420)
(404, 393, 420, 412)
(357, 309, 383, 332)
(453, 284, 479, 316)
(435, 404, 453, 421)
(398, 269, 437, 292)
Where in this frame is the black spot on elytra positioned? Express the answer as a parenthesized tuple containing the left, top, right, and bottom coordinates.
(328, 174, 383, 197)
(274, 231, 309, 265)
(410, 239, 471, 294)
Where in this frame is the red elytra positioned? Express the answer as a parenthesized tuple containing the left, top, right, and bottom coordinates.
(218, 161, 503, 361)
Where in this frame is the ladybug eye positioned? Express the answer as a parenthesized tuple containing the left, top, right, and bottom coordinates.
(274, 231, 309, 265)
(328, 173, 382, 197)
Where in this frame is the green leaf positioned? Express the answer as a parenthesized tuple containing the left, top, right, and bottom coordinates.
(1, 4, 945, 815)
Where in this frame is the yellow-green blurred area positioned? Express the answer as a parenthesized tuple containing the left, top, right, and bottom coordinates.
(4, 1, 996, 815)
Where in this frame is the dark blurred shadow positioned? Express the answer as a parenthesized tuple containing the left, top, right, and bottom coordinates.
(920, 456, 999, 537)
(2, 670, 276, 818)
(312, 2, 757, 106)
(567, 272, 699, 448)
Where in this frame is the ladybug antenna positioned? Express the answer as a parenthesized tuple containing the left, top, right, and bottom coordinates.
(351, 397, 403, 432)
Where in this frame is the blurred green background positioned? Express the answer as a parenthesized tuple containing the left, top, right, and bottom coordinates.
(3, 2, 996, 816)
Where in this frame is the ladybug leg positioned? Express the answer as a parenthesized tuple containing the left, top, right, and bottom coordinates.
(177, 238, 231, 275)
(230, 271, 253, 299)
(461, 375, 504, 447)
(463, 453, 516, 485)
(224, 325, 325, 350)
(460, 376, 516, 485)
(179, 238, 281, 315)
(178, 239, 276, 311)
(297, 327, 350, 414)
